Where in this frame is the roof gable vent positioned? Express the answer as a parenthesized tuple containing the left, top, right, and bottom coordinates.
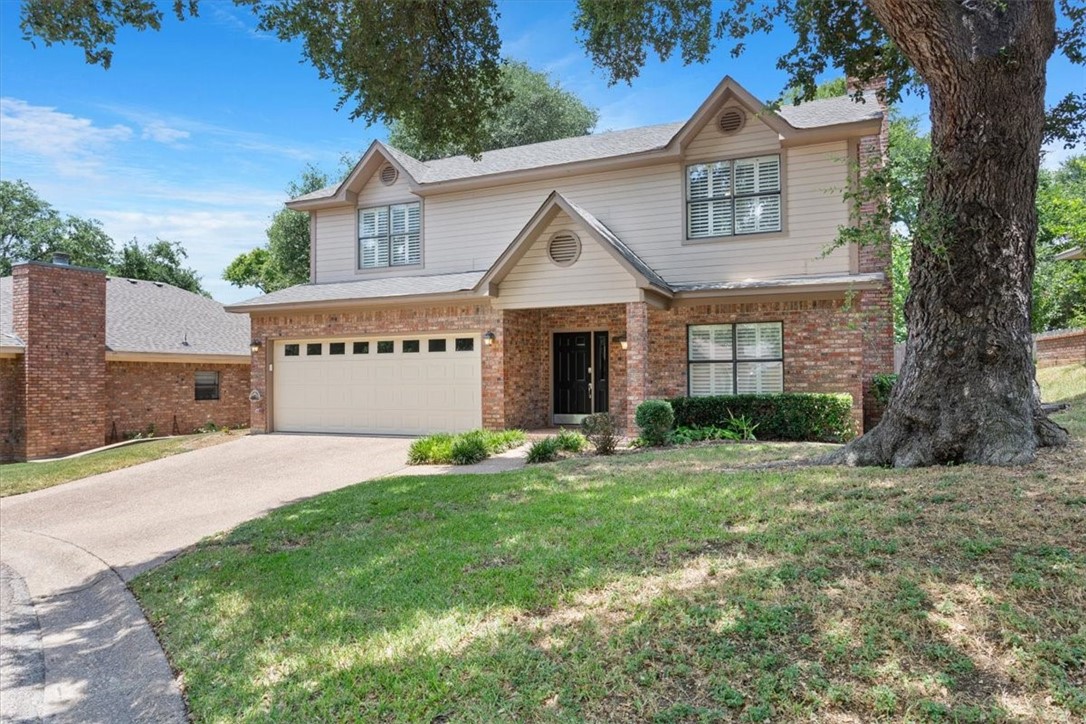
(718, 108, 746, 135)
(379, 164, 398, 186)
(548, 231, 581, 267)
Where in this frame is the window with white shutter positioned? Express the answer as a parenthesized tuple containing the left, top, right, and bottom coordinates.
(358, 201, 421, 269)
(687, 322, 784, 396)
(686, 155, 781, 238)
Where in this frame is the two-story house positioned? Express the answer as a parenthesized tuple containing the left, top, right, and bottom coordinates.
(227, 76, 894, 437)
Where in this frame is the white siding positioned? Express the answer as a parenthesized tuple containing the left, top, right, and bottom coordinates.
(496, 212, 640, 310)
(685, 104, 781, 162)
(312, 128, 853, 286)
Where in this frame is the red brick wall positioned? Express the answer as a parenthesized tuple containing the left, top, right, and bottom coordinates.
(249, 304, 502, 432)
(0, 357, 26, 461)
(1035, 328, 1086, 368)
(105, 361, 250, 439)
(647, 299, 866, 432)
(13, 262, 107, 458)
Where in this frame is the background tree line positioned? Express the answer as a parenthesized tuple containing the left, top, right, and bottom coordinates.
(0, 179, 206, 294)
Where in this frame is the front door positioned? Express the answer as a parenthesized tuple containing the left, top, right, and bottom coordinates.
(553, 331, 609, 424)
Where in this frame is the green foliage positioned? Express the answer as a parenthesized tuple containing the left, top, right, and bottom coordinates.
(450, 431, 489, 465)
(526, 436, 560, 464)
(114, 238, 206, 295)
(872, 374, 898, 406)
(408, 429, 526, 465)
(581, 412, 619, 455)
(224, 164, 335, 293)
(1034, 155, 1086, 332)
(0, 179, 115, 275)
(195, 421, 221, 434)
(635, 400, 675, 447)
(555, 428, 588, 453)
(669, 394, 855, 443)
(669, 412, 758, 445)
(387, 61, 598, 161)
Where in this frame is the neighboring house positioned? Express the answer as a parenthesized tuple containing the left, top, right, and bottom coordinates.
(1, 258, 250, 460)
(1054, 246, 1084, 261)
(227, 76, 894, 436)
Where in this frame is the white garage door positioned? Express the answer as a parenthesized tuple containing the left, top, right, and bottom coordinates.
(272, 334, 482, 435)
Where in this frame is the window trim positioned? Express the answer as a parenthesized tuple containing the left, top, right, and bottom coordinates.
(682, 151, 787, 244)
(686, 322, 785, 396)
(194, 370, 221, 401)
(355, 198, 424, 273)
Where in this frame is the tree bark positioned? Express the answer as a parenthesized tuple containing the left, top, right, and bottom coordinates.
(831, 0, 1068, 466)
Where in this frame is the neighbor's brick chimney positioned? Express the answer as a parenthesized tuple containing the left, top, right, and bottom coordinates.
(12, 257, 107, 458)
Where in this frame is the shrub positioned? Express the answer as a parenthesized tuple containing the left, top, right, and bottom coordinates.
(195, 421, 220, 434)
(669, 393, 854, 442)
(555, 428, 588, 453)
(483, 429, 527, 454)
(408, 433, 456, 464)
(581, 412, 619, 455)
(450, 431, 489, 465)
(526, 436, 560, 464)
(635, 400, 675, 446)
(872, 373, 898, 405)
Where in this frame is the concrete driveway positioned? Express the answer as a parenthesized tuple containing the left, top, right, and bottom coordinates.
(0, 433, 412, 723)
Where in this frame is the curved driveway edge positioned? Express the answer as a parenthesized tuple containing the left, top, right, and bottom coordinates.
(0, 433, 413, 723)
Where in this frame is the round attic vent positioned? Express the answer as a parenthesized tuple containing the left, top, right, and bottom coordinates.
(548, 231, 581, 267)
(379, 164, 398, 186)
(718, 108, 746, 135)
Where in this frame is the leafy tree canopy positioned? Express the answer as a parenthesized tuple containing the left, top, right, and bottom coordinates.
(0, 179, 206, 294)
(387, 61, 599, 161)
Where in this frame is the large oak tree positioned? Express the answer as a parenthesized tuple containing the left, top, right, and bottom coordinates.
(21, 0, 1085, 466)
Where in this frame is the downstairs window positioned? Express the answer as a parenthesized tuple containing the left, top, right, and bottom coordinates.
(688, 322, 784, 396)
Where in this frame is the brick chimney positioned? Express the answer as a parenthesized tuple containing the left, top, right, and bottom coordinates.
(12, 260, 107, 458)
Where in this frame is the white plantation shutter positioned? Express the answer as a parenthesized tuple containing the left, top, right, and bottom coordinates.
(688, 164, 709, 200)
(734, 158, 756, 195)
(689, 363, 735, 396)
(688, 201, 711, 238)
(736, 323, 783, 360)
(756, 156, 781, 192)
(736, 362, 784, 394)
(756, 194, 781, 233)
(688, 325, 733, 361)
(687, 156, 779, 238)
(359, 202, 420, 268)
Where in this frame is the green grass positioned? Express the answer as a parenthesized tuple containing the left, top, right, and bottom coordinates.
(0, 432, 242, 497)
(408, 429, 526, 465)
(132, 370, 1086, 722)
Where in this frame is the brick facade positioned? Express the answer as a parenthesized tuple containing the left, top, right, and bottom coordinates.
(106, 361, 250, 439)
(13, 262, 108, 459)
(1034, 328, 1086, 368)
(0, 356, 26, 461)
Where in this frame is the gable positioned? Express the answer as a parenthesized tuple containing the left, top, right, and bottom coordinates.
(684, 102, 781, 162)
(356, 161, 418, 208)
(495, 210, 642, 310)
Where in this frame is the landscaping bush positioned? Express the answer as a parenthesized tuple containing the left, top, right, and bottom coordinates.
(526, 436, 560, 464)
(635, 400, 675, 446)
(581, 412, 619, 455)
(555, 428, 588, 453)
(408, 429, 527, 465)
(669, 393, 854, 442)
(450, 431, 489, 465)
(872, 373, 898, 405)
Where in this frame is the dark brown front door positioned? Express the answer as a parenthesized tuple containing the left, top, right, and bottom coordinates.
(553, 331, 608, 423)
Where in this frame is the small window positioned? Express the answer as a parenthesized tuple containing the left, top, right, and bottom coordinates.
(377, 341, 394, 354)
(195, 371, 220, 401)
(428, 339, 447, 353)
(403, 340, 420, 353)
(284, 344, 300, 357)
(455, 337, 474, 352)
(353, 341, 369, 354)
(329, 342, 345, 355)
(306, 343, 322, 356)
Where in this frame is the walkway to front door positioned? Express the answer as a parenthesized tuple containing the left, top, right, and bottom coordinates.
(552, 331, 609, 424)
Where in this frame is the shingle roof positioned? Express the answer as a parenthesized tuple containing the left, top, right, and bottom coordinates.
(670, 272, 885, 293)
(225, 271, 485, 310)
(0, 277, 22, 347)
(0, 275, 249, 357)
(775, 93, 883, 128)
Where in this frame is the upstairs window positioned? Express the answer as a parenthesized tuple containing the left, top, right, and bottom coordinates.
(688, 322, 783, 396)
(687, 155, 781, 238)
(358, 202, 421, 269)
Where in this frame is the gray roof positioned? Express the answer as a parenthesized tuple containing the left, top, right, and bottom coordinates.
(0, 277, 21, 347)
(0, 275, 249, 357)
(226, 271, 485, 310)
(556, 194, 670, 290)
(670, 272, 885, 293)
(775, 93, 883, 128)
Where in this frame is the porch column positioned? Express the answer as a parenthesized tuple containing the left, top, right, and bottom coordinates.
(481, 310, 505, 430)
(625, 301, 649, 434)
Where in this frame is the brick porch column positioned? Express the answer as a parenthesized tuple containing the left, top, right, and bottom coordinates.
(482, 311, 505, 430)
(625, 301, 649, 434)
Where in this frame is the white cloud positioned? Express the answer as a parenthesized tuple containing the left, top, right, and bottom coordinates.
(141, 121, 191, 144)
(0, 97, 132, 177)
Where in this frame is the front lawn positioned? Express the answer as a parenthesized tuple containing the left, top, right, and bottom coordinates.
(133, 370, 1085, 722)
(0, 431, 244, 497)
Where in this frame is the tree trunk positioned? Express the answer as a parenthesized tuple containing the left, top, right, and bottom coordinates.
(832, 0, 1068, 466)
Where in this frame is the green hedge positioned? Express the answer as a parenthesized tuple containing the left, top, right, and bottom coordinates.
(668, 393, 855, 442)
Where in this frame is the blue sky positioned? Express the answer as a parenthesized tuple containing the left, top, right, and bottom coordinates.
(1, 1, 1082, 303)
